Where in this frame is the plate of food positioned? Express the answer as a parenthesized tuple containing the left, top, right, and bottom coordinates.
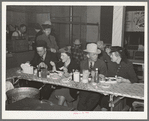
(50, 73, 61, 79)
(104, 77, 117, 84)
(61, 77, 71, 83)
(101, 84, 110, 88)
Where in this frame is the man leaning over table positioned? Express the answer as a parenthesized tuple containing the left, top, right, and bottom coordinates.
(77, 43, 107, 111)
(29, 40, 58, 100)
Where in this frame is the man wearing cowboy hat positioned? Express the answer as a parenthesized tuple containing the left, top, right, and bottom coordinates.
(71, 39, 85, 65)
(36, 21, 58, 53)
(77, 43, 107, 111)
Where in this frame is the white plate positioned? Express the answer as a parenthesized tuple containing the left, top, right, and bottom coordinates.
(105, 81, 117, 84)
(50, 73, 61, 79)
(101, 84, 110, 88)
(61, 77, 71, 83)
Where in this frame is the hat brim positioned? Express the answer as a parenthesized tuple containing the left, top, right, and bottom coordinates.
(74, 43, 81, 45)
(42, 24, 53, 29)
(84, 49, 101, 54)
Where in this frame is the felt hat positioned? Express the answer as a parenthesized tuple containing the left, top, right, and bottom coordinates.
(84, 43, 101, 54)
(42, 21, 52, 29)
(74, 39, 81, 45)
(36, 40, 47, 48)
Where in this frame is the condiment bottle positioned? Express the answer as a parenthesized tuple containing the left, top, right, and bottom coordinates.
(94, 68, 99, 83)
(72, 69, 75, 81)
(37, 65, 41, 78)
(74, 70, 80, 82)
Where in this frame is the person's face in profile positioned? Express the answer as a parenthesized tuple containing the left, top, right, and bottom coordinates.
(110, 52, 119, 62)
(20, 26, 27, 34)
(61, 53, 69, 63)
(44, 28, 51, 36)
(36, 47, 46, 57)
(88, 52, 98, 62)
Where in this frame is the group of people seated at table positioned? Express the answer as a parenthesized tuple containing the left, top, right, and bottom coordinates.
(9, 20, 138, 111)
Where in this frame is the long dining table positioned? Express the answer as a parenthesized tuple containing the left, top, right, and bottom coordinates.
(6, 67, 144, 111)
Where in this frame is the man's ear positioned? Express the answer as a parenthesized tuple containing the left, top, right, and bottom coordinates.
(115, 52, 120, 57)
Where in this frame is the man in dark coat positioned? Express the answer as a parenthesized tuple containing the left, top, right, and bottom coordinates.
(30, 40, 57, 100)
(30, 40, 57, 69)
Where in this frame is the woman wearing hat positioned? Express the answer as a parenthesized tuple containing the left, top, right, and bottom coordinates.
(36, 21, 58, 53)
(100, 46, 138, 111)
(50, 46, 80, 106)
(77, 43, 107, 111)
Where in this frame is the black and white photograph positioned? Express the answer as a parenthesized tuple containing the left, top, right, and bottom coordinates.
(2, 1, 148, 119)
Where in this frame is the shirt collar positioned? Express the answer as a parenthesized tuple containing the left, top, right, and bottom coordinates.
(42, 51, 47, 61)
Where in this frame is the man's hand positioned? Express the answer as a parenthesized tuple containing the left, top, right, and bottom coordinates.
(99, 74, 105, 80)
(50, 48, 56, 53)
(50, 61, 56, 67)
(38, 62, 48, 69)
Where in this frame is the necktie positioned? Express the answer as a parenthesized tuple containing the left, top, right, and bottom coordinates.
(41, 57, 44, 61)
(90, 62, 93, 71)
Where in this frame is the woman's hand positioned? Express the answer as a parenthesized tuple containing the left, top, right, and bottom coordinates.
(63, 67, 68, 73)
(38, 62, 48, 69)
(116, 77, 131, 83)
(50, 61, 56, 71)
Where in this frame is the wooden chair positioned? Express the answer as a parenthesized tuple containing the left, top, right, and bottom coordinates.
(109, 96, 131, 111)
(133, 51, 144, 60)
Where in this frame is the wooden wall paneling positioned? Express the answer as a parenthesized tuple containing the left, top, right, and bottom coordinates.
(86, 6, 101, 43)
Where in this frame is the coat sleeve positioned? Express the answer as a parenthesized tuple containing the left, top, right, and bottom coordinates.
(30, 53, 38, 67)
(50, 35, 59, 50)
(99, 60, 107, 76)
(127, 62, 138, 83)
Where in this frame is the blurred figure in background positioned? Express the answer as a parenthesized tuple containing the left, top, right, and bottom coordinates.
(36, 21, 58, 53)
(71, 39, 86, 65)
(6, 24, 15, 41)
(12, 24, 27, 39)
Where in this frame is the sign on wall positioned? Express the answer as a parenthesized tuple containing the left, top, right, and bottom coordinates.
(125, 11, 144, 32)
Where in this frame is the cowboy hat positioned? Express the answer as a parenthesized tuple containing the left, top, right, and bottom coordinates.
(84, 43, 101, 54)
(74, 39, 81, 45)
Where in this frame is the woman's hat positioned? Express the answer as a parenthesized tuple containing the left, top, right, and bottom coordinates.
(110, 46, 123, 53)
(42, 21, 52, 29)
(74, 39, 81, 45)
(84, 43, 101, 54)
(59, 46, 71, 54)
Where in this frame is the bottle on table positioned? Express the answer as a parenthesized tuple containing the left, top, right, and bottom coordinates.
(73, 70, 80, 82)
(94, 68, 99, 83)
(72, 69, 75, 81)
(37, 65, 41, 78)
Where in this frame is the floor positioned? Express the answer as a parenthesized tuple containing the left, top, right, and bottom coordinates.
(48, 91, 101, 111)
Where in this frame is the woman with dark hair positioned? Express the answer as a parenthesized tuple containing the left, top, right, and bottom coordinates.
(50, 46, 80, 106)
(100, 46, 138, 111)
